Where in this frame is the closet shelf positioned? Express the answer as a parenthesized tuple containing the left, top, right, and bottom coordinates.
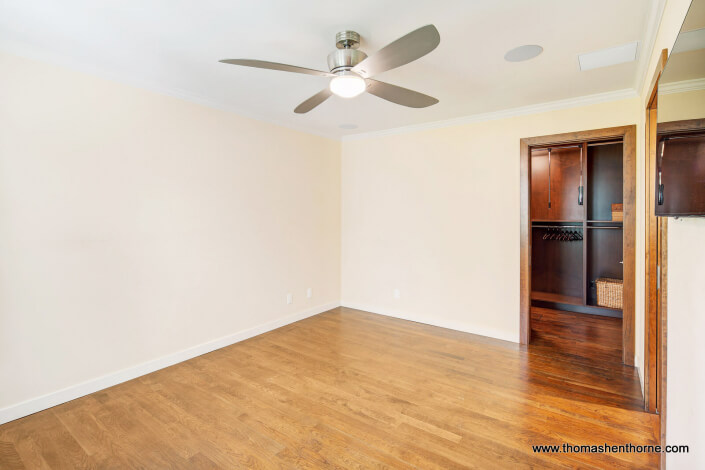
(531, 291, 583, 306)
(587, 303, 623, 312)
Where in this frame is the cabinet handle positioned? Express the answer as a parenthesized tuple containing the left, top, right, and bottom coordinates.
(658, 184, 664, 205)
(548, 148, 552, 209)
(578, 146, 584, 206)
(657, 140, 665, 205)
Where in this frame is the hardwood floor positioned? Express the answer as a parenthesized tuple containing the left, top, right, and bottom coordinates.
(531, 307, 625, 364)
(0, 307, 657, 469)
(530, 307, 644, 410)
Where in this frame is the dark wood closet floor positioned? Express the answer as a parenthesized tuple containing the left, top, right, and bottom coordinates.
(0, 307, 656, 469)
(530, 306, 643, 409)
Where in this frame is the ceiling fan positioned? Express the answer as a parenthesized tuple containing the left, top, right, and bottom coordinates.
(219, 25, 440, 114)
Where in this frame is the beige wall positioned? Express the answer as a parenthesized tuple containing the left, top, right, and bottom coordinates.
(658, 88, 705, 121)
(341, 98, 640, 343)
(0, 52, 341, 416)
(666, 217, 705, 466)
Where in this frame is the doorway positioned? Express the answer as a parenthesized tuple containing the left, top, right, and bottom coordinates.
(519, 125, 637, 366)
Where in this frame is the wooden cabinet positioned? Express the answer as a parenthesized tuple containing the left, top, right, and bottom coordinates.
(655, 130, 705, 217)
(531, 147, 583, 221)
(530, 141, 625, 317)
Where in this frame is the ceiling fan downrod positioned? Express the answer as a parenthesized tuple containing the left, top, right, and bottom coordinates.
(328, 31, 367, 73)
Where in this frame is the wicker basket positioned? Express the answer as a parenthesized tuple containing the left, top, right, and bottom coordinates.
(596, 278, 623, 309)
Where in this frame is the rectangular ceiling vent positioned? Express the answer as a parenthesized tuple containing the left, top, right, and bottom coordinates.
(578, 41, 639, 71)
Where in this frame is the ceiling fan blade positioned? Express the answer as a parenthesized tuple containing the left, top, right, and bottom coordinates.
(219, 59, 334, 77)
(365, 80, 438, 108)
(294, 88, 333, 113)
(352, 25, 440, 78)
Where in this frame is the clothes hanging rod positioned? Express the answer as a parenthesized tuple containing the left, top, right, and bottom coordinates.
(533, 141, 625, 151)
(532, 224, 583, 229)
(585, 226, 622, 229)
(532, 144, 582, 151)
(587, 140, 623, 147)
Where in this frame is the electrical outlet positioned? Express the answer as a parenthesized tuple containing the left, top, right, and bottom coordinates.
(306, 287, 313, 299)
(393, 288, 401, 299)
(286, 293, 293, 304)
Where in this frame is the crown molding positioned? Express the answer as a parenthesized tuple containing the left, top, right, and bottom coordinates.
(0, 41, 340, 142)
(2, 40, 642, 144)
(635, 0, 668, 95)
(342, 88, 638, 141)
(659, 77, 705, 95)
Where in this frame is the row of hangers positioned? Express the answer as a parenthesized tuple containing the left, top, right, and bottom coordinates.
(539, 227, 583, 241)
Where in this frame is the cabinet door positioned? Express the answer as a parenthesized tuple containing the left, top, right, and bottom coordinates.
(550, 147, 583, 220)
(656, 134, 705, 216)
(531, 149, 550, 220)
(531, 147, 583, 221)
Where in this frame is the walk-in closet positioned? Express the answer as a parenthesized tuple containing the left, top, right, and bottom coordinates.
(530, 141, 625, 317)
(520, 126, 636, 366)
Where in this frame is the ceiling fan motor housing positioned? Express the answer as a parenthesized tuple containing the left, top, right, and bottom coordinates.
(328, 31, 367, 73)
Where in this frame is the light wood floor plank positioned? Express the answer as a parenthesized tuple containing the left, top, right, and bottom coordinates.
(0, 307, 658, 469)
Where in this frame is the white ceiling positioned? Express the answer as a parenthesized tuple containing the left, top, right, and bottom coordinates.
(0, 0, 660, 139)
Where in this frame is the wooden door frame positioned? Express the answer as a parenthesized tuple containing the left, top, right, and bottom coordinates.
(644, 49, 672, 469)
(644, 50, 668, 417)
(520, 125, 637, 367)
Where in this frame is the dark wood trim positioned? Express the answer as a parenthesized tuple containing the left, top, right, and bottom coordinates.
(582, 142, 589, 306)
(644, 49, 668, 415)
(622, 127, 636, 366)
(521, 127, 633, 147)
(520, 142, 531, 344)
(520, 126, 637, 368)
(657, 117, 705, 134)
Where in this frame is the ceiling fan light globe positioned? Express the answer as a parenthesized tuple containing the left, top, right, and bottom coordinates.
(329, 74, 366, 98)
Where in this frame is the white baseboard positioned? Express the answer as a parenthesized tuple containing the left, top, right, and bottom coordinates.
(0, 301, 340, 425)
(341, 301, 519, 343)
